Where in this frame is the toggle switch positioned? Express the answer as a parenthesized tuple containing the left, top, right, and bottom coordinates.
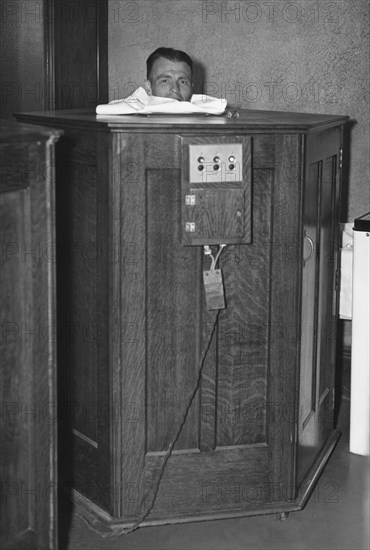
(185, 222, 196, 232)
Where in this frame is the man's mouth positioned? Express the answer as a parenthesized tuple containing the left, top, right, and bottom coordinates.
(169, 93, 184, 101)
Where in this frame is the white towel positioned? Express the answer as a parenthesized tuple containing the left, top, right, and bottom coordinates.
(96, 87, 227, 116)
(339, 222, 354, 320)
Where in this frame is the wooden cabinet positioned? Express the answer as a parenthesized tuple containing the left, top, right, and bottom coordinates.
(15, 108, 348, 531)
(0, 121, 62, 549)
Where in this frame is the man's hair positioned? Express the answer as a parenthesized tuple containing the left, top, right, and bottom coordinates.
(146, 47, 193, 80)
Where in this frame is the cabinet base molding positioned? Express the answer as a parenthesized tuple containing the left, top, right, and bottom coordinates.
(72, 430, 341, 534)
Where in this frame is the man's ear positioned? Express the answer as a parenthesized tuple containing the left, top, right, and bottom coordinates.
(144, 79, 152, 95)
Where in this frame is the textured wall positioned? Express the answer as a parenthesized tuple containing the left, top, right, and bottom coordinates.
(0, 1, 46, 119)
(108, 0, 369, 220)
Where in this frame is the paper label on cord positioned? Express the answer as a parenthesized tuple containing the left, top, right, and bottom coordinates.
(203, 269, 225, 310)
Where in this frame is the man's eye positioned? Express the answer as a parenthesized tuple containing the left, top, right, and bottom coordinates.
(180, 80, 190, 86)
(160, 78, 169, 84)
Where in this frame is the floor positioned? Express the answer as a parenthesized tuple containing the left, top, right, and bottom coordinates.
(59, 356, 370, 550)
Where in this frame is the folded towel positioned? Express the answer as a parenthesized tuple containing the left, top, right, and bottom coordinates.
(96, 87, 227, 115)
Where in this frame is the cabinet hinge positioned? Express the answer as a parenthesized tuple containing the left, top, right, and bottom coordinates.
(339, 148, 343, 169)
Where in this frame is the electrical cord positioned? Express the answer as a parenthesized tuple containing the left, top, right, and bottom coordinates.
(203, 244, 226, 271)
(77, 307, 221, 537)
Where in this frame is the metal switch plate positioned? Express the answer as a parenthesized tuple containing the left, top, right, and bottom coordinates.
(189, 143, 243, 183)
(185, 195, 196, 205)
(185, 222, 196, 232)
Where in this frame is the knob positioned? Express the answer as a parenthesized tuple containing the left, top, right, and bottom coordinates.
(213, 156, 220, 163)
(198, 165, 204, 171)
(229, 155, 235, 162)
(198, 156, 205, 163)
(229, 164, 235, 171)
(213, 164, 220, 171)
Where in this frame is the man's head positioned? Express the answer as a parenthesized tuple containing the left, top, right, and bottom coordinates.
(144, 47, 193, 102)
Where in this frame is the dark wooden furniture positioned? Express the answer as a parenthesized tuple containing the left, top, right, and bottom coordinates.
(0, 121, 62, 549)
(47, 0, 108, 110)
(15, 108, 348, 531)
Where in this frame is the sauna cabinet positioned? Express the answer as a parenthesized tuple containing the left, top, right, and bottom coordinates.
(16, 108, 348, 531)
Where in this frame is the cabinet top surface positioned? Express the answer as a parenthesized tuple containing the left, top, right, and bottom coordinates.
(14, 108, 349, 133)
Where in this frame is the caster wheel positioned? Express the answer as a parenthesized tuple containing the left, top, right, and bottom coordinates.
(276, 512, 289, 521)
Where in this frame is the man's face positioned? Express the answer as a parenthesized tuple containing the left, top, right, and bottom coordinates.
(146, 57, 193, 101)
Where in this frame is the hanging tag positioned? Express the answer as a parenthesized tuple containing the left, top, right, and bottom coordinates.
(203, 269, 225, 310)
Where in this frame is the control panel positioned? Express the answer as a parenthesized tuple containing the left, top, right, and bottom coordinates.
(181, 136, 252, 246)
(189, 144, 243, 183)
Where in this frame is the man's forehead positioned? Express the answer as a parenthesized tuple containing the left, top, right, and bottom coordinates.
(151, 57, 192, 77)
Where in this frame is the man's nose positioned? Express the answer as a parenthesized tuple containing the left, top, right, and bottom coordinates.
(171, 81, 181, 92)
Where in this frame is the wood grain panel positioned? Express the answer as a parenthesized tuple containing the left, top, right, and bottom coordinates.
(268, 133, 302, 502)
(118, 134, 147, 519)
(299, 162, 320, 429)
(56, 133, 98, 442)
(215, 167, 273, 447)
(144, 134, 181, 169)
(199, 306, 218, 451)
(0, 190, 32, 542)
(187, 188, 245, 243)
(146, 169, 201, 452)
(144, 446, 269, 519)
(68, 170, 98, 439)
(0, 142, 35, 193)
(297, 128, 341, 485)
(317, 154, 337, 421)
(0, 124, 60, 549)
(54, 131, 102, 520)
(29, 135, 58, 544)
(95, 131, 116, 513)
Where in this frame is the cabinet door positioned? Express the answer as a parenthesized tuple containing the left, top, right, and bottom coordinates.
(0, 127, 59, 550)
(298, 128, 342, 483)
